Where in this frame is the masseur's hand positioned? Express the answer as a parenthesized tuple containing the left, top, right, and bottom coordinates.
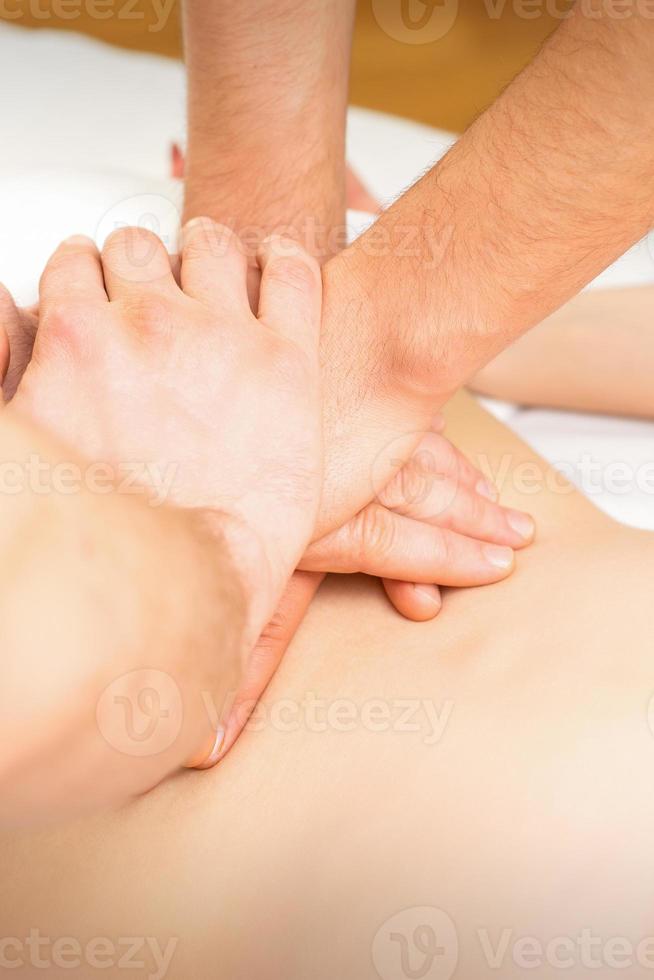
(0, 284, 37, 400)
(11, 221, 324, 652)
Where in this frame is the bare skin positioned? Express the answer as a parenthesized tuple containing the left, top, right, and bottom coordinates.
(470, 286, 654, 418)
(1, 389, 652, 979)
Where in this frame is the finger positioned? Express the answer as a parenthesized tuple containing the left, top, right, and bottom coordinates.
(0, 324, 9, 403)
(378, 431, 535, 548)
(0, 284, 15, 390)
(181, 218, 249, 311)
(300, 504, 516, 587)
(187, 571, 325, 770)
(171, 142, 185, 179)
(102, 227, 178, 303)
(386, 470, 535, 550)
(0, 284, 36, 402)
(382, 579, 442, 622)
(257, 236, 322, 351)
(382, 430, 497, 502)
(39, 236, 107, 317)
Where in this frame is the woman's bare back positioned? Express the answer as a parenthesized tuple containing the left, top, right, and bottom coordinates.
(2, 393, 654, 980)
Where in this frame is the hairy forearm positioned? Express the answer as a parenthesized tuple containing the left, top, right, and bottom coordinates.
(315, 7, 654, 533)
(0, 413, 244, 824)
(182, 0, 355, 254)
(346, 6, 654, 393)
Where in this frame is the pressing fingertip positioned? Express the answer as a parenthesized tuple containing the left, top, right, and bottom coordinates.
(63, 234, 96, 247)
(184, 215, 211, 230)
(506, 510, 536, 543)
(483, 544, 515, 572)
(383, 579, 442, 622)
(181, 215, 212, 238)
(412, 583, 442, 614)
(186, 726, 225, 771)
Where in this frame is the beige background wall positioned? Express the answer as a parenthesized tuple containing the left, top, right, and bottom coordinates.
(1, 0, 564, 132)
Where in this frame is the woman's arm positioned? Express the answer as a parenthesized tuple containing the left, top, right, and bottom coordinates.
(470, 286, 654, 418)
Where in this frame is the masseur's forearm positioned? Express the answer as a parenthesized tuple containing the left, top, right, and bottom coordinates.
(346, 6, 654, 393)
(0, 413, 244, 825)
(182, 0, 355, 254)
(315, 7, 654, 532)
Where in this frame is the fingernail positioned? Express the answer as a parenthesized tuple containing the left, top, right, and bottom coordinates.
(182, 216, 212, 239)
(195, 726, 225, 770)
(476, 478, 499, 502)
(184, 216, 208, 229)
(413, 584, 441, 608)
(506, 510, 535, 542)
(483, 544, 514, 570)
(64, 234, 94, 246)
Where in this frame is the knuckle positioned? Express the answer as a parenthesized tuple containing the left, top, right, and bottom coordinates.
(397, 461, 431, 512)
(266, 255, 317, 293)
(104, 226, 158, 253)
(467, 490, 487, 529)
(43, 301, 89, 348)
(185, 219, 237, 259)
(103, 227, 165, 278)
(355, 504, 397, 565)
(122, 295, 171, 337)
(430, 526, 451, 567)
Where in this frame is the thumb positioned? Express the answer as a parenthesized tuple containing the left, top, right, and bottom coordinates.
(0, 324, 8, 405)
(188, 570, 325, 769)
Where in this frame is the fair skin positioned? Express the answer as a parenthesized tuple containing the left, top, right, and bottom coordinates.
(0, 410, 245, 825)
(0, 219, 330, 821)
(182, 0, 355, 257)
(180, 0, 543, 628)
(2, 378, 653, 978)
(470, 285, 654, 418)
(183, 1, 654, 538)
(0, 218, 532, 813)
